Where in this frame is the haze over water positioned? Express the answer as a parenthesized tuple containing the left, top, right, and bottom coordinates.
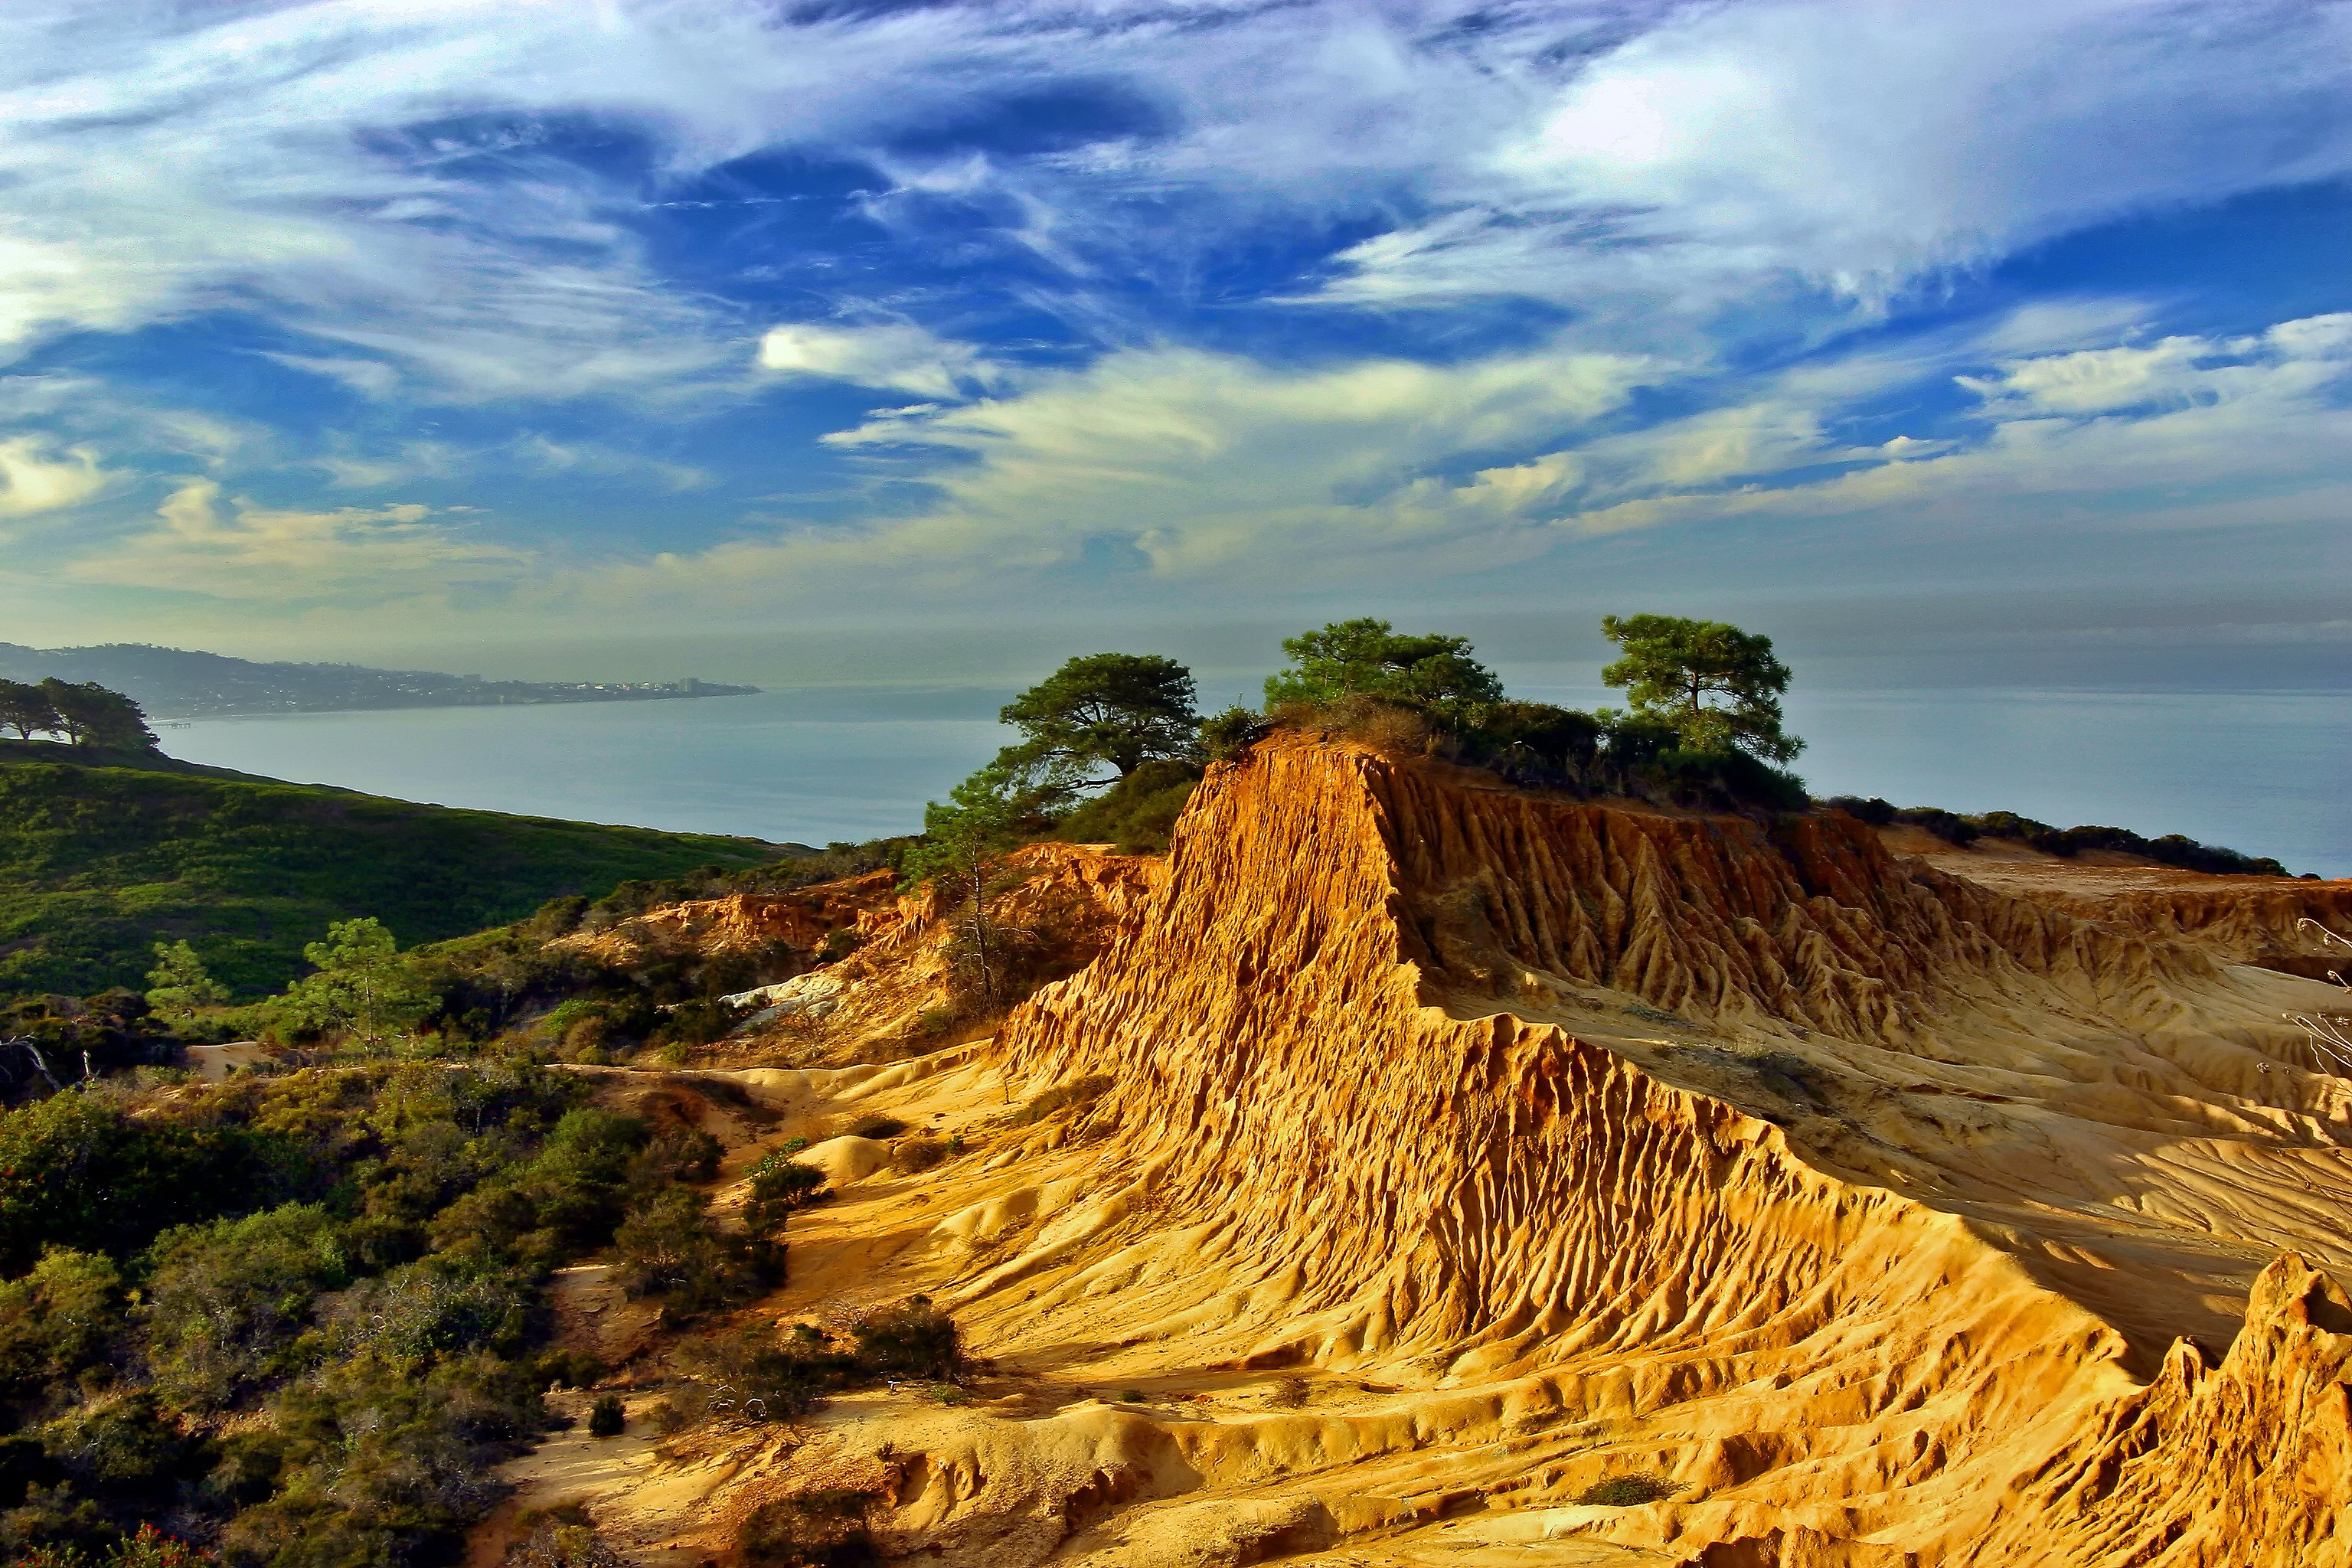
(163, 684, 2350, 880)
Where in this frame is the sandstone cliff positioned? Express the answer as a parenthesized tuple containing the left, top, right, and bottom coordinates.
(493, 737, 2352, 1568)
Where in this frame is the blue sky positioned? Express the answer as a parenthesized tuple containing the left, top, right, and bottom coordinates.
(1, 0, 2348, 688)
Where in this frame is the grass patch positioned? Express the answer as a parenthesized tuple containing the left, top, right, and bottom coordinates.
(0, 742, 779, 1000)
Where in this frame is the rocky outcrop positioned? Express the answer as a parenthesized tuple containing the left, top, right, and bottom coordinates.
(509, 737, 2352, 1567)
(956, 737, 2352, 1564)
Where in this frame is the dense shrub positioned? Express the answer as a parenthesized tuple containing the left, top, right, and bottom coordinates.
(1895, 807, 1978, 846)
(0, 1250, 123, 1403)
(609, 1189, 772, 1315)
(1821, 795, 1896, 825)
(1575, 1475, 1683, 1507)
(141, 1206, 352, 1410)
(733, 1490, 879, 1568)
(0, 1059, 646, 1557)
(1044, 760, 1203, 854)
(849, 1298, 959, 1380)
(0, 1093, 309, 1274)
(742, 1155, 827, 1240)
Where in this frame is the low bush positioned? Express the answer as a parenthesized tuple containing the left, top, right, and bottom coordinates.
(849, 1298, 959, 1380)
(609, 1188, 772, 1315)
(625, 1128, 722, 1197)
(844, 1113, 905, 1142)
(1574, 1475, 1684, 1507)
(1045, 760, 1204, 854)
(507, 1508, 627, 1568)
(674, 1325, 857, 1423)
(733, 1489, 879, 1568)
(1821, 795, 1896, 825)
(742, 1153, 828, 1240)
(1197, 706, 1269, 762)
(1895, 807, 1978, 845)
(586, 1395, 625, 1437)
(890, 1136, 947, 1174)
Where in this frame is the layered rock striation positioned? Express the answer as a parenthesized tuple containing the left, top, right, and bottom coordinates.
(952, 737, 2352, 1563)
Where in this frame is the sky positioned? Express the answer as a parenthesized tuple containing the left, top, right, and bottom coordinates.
(0, 0, 2348, 692)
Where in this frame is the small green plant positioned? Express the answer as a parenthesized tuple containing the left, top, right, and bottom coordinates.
(846, 1112, 906, 1142)
(588, 1394, 626, 1436)
(1575, 1475, 1683, 1507)
(1118, 1387, 1148, 1404)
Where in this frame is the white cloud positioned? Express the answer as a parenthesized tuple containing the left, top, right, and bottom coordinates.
(67, 478, 528, 601)
(757, 323, 995, 400)
(0, 433, 107, 518)
(1315, 0, 2352, 314)
(554, 337, 1655, 609)
(1544, 311, 2352, 537)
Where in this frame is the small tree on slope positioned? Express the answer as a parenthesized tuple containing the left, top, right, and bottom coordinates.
(900, 766, 1028, 1014)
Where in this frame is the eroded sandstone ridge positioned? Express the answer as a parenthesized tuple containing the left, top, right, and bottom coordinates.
(492, 737, 2352, 1568)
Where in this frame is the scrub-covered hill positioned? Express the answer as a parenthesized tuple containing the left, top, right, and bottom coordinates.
(0, 739, 782, 998)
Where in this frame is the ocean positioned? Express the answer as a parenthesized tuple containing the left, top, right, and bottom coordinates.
(157, 684, 2350, 878)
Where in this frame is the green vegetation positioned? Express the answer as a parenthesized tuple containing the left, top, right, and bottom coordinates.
(1046, 758, 1204, 854)
(0, 741, 782, 1001)
(1822, 795, 2292, 875)
(899, 766, 1033, 1012)
(1251, 613, 1809, 811)
(1263, 619, 1504, 724)
(0, 681, 157, 753)
(1574, 1475, 1684, 1507)
(1599, 614, 1801, 763)
(0, 1057, 760, 1563)
(996, 652, 1200, 798)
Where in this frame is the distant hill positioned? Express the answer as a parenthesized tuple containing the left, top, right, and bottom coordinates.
(0, 641, 758, 718)
(0, 739, 784, 999)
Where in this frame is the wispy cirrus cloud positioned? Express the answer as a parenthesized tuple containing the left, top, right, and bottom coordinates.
(2, 1, 2349, 645)
(66, 478, 527, 602)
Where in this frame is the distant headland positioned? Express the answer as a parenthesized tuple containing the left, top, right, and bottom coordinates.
(0, 641, 759, 719)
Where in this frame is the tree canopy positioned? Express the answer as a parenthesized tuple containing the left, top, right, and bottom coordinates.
(0, 681, 59, 741)
(999, 653, 1200, 786)
(280, 916, 431, 1050)
(1263, 619, 1504, 720)
(1600, 614, 1802, 764)
(5, 678, 160, 751)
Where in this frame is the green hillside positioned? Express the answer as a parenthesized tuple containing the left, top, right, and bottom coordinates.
(0, 740, 782, 999)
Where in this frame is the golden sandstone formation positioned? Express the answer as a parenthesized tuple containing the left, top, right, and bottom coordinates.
(498, 737, 2352, 1567)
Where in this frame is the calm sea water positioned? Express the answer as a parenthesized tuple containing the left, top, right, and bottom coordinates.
(159, 684, 2350, 877)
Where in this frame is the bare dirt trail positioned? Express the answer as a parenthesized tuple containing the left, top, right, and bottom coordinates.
(479, 739, 2352, 1567)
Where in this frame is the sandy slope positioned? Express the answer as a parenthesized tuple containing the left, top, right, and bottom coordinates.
(479, 739, 2352, 1567)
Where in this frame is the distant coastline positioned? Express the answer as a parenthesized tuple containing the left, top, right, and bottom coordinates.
(0, 641, 758, 719)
